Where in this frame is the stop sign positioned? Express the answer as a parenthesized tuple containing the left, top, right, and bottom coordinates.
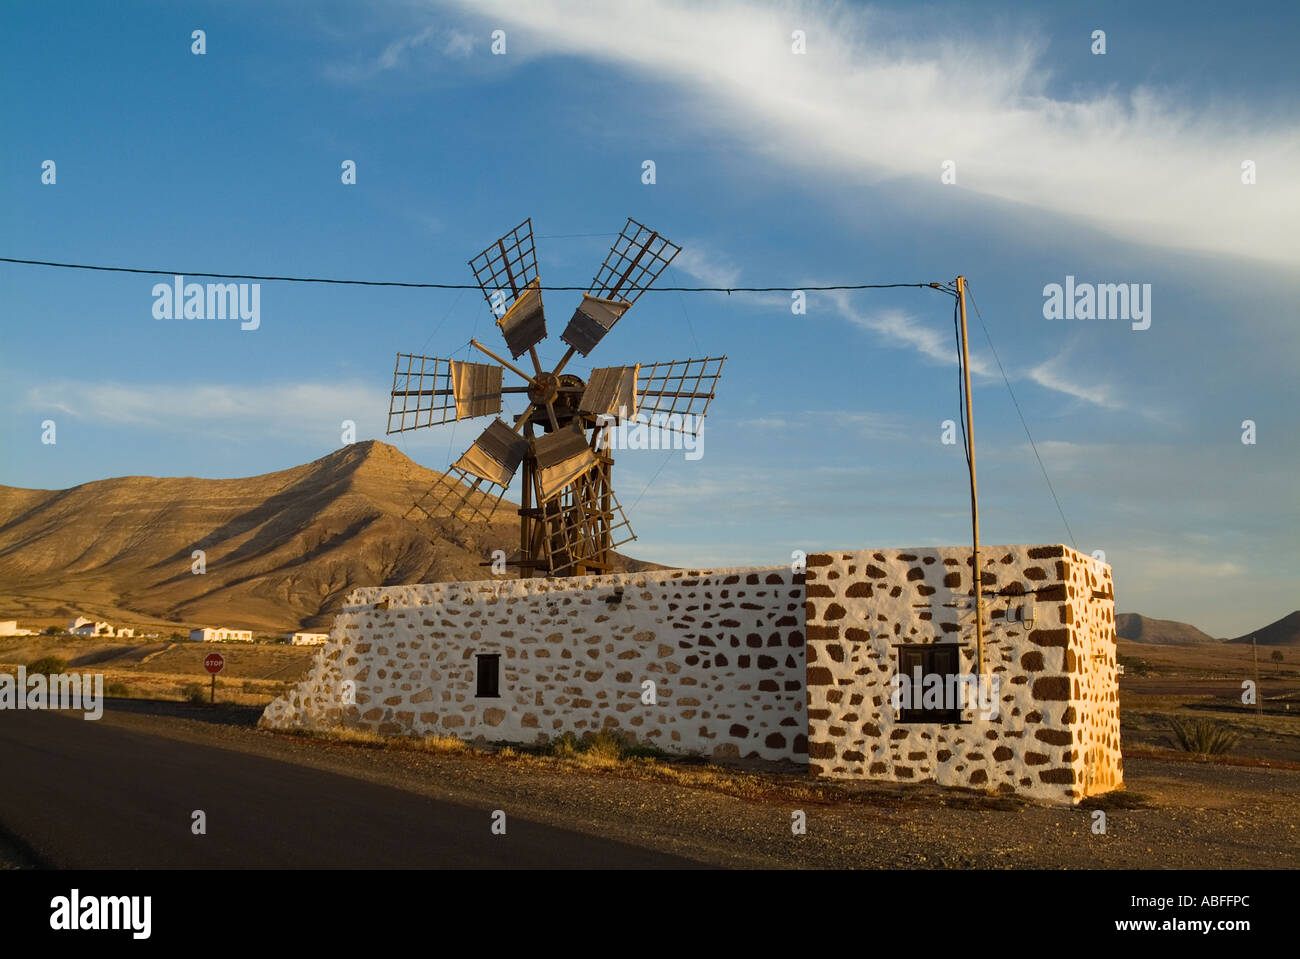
(203, 652, 225, 675)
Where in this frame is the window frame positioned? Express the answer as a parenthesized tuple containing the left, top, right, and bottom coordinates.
(475, 653, 501, 699)
(894, 642, 969, 724)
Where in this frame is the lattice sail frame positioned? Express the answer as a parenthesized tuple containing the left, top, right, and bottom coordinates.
(588, 218, 682, 305)
(406, 467, 512, 529)
(388, 353, 454, 433)
(633, 356, 726, 435)
(468, 217, 540, 315)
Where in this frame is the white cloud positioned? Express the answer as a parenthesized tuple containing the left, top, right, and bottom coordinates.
(443, 29, 475, 57)
(825, 290, 994, 377)
(377, 25, 437, 70)
(327, 24, 473, 80)
(25, 381, 389, 439)
(737, 409, 900, 439)
(432, 0, 1300, 268)
(672, 246, 742, 289)
(827, 288, 1132, 413)
(1026, 350, 1123, 411)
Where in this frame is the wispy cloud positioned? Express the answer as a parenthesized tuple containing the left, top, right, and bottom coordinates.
(737, 409, 900, 439)
(672, 246, 741, 288)
(327, 23, 469, 80)
(826, 288, 1134, 413)
(825, 290, 993, 377)
(1026, 349, 1123, 411)
(433, 0, 1300, 268)
(443, 28, 475, 57)
(25, 381, 389, 440)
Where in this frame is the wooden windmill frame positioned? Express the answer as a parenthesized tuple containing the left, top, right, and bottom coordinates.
(388, 217, 726, 577)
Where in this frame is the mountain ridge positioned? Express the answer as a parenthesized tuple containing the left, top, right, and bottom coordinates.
(0, 441, 655, 631)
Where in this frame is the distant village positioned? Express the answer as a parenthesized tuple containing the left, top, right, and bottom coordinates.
(0, 617, 328, 645)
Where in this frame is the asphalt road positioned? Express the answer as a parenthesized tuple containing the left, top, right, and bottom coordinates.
(0, 709, 693, 868)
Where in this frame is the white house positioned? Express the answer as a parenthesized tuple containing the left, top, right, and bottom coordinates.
(0, 620, 34, 636)
(289, 631, 329, 646)
(190, 626, 254, 642)
(71, 620, 115, 637)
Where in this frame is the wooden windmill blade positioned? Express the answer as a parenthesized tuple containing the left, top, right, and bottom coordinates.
(579, 365, 639, 419)
(633, 355, 726, 435)
(388, 353, 453, 433)
(407, 467, 508, 529)
(468, 218, 547, 360)
(410, 418, 529, 530)
(560, 219, 681, 357)
(532, 423, 599, 502)
(587, 218, 682, 306)
(388, 354, 520, 433)
(454, 419, 529, 488)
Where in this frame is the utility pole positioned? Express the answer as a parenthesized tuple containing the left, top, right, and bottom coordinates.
(955, 276, 985, 674)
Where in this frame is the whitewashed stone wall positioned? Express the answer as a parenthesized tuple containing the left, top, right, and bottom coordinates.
(263, 543, 1122, 804)
(261, 566, 808, 761)
(803, 544, 1122, 803)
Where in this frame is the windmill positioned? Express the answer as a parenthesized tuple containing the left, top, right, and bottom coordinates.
(387, 217, 726, 578)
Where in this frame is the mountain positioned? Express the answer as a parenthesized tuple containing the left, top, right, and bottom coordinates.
(1225, 610, 1300, 646)
(0, 441, 656, 631)
(1115, 612, 1219, 646)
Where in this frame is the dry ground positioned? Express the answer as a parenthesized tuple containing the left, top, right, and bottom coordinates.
(0, 636, 313, 707)
(2, 634, 1297, 868)
(6, 698, 1287, 869)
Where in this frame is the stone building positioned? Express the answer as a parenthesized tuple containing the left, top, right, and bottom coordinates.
(262, 543, 1121, 804)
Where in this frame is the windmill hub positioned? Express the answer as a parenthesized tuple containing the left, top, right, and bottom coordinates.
(527, 371, 561, 407)
(388, 216, 726, 578)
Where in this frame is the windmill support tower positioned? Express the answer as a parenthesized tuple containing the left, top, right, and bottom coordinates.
(387, 217, 726, 578)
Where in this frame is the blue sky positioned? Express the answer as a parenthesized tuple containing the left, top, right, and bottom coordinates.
(1, 0, 1296, 636)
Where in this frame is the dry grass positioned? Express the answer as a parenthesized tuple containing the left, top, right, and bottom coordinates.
(286, 724, 857, 806)
(295, 726, 474, 755)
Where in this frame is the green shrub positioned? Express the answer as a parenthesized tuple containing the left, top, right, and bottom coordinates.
(26, 656, 67, 675)
(1117, 654, 1151, 677)
(1169, 718, 1238, 755)
(106, 682, 130, 697)
(182, 682, 208, 705)
(42, 625, 63, 636)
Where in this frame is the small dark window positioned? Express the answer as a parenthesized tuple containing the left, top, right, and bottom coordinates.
(897, 644, 962, 723)
(475, 654, 500, 698)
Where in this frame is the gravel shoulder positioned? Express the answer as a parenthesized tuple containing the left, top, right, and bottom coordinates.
(43, 700, 1300, 870)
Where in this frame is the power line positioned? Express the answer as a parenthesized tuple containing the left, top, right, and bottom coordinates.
(964, 282, 1078, 551)
(0, 256, 943, 294)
